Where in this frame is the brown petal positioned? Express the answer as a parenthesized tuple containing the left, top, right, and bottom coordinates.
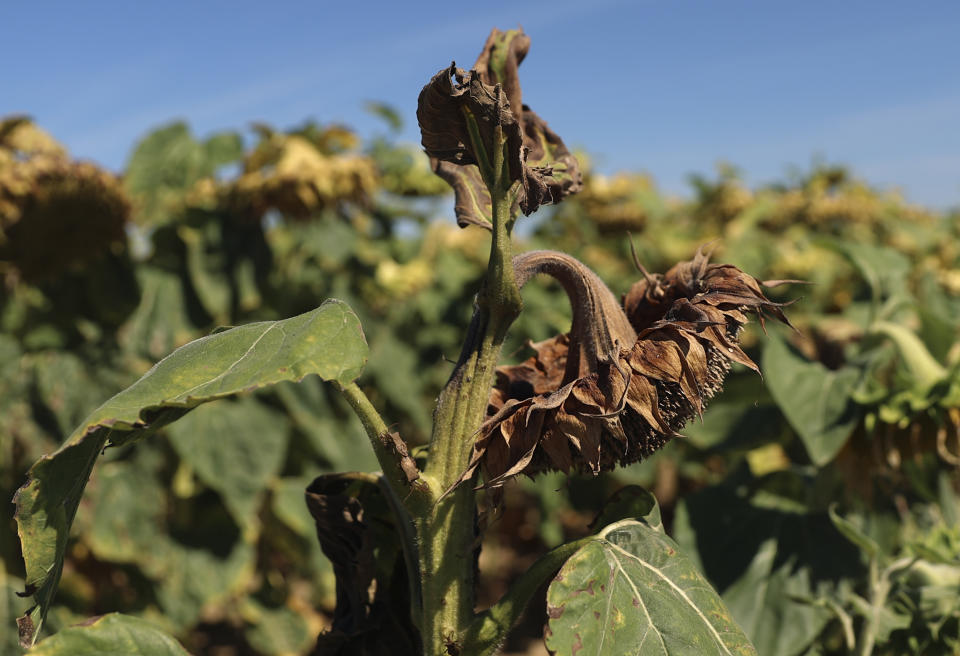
(540, 421, 574, 472)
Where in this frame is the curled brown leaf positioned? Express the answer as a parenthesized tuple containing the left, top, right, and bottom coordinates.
(417, 28, 582, 224)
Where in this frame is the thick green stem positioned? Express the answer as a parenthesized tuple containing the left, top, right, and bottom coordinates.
(417, 113, 523, 655)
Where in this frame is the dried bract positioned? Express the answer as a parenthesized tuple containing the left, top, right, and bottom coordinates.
(462, 247, 793, 487)
(416, 28, 581, 226)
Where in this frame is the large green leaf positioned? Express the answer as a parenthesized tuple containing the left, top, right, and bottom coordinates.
(762, 336, 861, 466)
(546, 519, 757, 656)
(120, 265, 204, 361)
(719, 539, 830, 656)
(154, 542, 255, 630)
(671, 475, 863, 656)
(168, 398, 289, 533)
(124, 122, 243, 225)
(33, 352, 109, 440)
(79, 461, 167, 565)
(274, 377, 378, 472)
(828, 240, 911, 304)
(25, 613, 191, 656)
(13, 299, 367, 647)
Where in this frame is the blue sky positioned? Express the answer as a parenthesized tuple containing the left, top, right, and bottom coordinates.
(5, 0, 959, 208)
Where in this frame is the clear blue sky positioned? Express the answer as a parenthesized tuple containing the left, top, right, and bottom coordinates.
(5, 0, 959, 208)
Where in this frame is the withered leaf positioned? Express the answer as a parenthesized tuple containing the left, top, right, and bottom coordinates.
(517, 108, 582, 215)
(431, 160, 493, 230)
(472, 28, 530, 114)
(416, 63, 523, 177)
(417, 29, 582, 221)
(305, 474, 419, 655)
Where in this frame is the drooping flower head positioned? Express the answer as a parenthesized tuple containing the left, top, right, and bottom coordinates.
(460, 247, 794, 487)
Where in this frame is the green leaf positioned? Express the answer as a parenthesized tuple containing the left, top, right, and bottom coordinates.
(546, 519, 757, 656)
(14, 299, 367, 647)
(365, 101, 404, 132)
(869, 321, 947, 390)
(155, 542, 254, 630)
(25, 613, 191, 655)
(720, 539, 831, 656)
(79, 461, 167, 565)
(590, 485, 661, 533)
(828, 505, 882, 561)
(120, 265, 203, 361)
(167, 398, 290, 533)
(124, 123, 244, 225)
(243, 600, 314, 656)
(274, 377, 378, 472)
(828, 240, 911, 303)
(682, 373, 783, 451)
(670, 476, 865, 655)
(366, 325, 432, 434)
(203, 132, 244, 169)
(33, 352, 108, 440)
(762, 336, 861, 466)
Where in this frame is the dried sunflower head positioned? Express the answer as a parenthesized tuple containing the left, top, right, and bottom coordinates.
(220, 130, 378, 221)
(0, 118, 129, 282)
(462, 247, 793, 488)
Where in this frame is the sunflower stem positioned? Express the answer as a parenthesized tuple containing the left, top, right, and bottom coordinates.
(417, 120, 522, 655)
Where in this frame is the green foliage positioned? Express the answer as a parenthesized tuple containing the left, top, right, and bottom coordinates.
(14, 300, 368, 645)
(25, 613, 190, 655)
(547, 511, 756, 656)
(763, 335, 862, 466)
(124, 122, 244, 226)
(2, 75, 958, 655)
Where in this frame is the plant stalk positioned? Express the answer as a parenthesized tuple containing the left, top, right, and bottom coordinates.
(417, 115, 522, 655)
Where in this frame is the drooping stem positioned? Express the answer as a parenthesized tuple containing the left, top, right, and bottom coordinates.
(333, 380, 429, 506)
(417, 107, 523, 655)
(513, 250, 636, 381)
(333, 380, 427, 627)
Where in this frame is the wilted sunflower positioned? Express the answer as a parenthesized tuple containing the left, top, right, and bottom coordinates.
(0, 117, 129, 282)
(459, 246, 794, 487)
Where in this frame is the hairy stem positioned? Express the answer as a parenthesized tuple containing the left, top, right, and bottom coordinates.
(417, 114, 522, 655)
(334, 380, 429, 506)
(333, 381, 427, 627)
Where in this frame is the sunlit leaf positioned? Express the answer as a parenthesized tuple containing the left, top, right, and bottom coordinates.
(25, 613, 190, 656)
(546, 519, 757, 655)
(14, 299, 367, 646)
(720, 539, 831, 656)
(762, 335, 861, 466)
